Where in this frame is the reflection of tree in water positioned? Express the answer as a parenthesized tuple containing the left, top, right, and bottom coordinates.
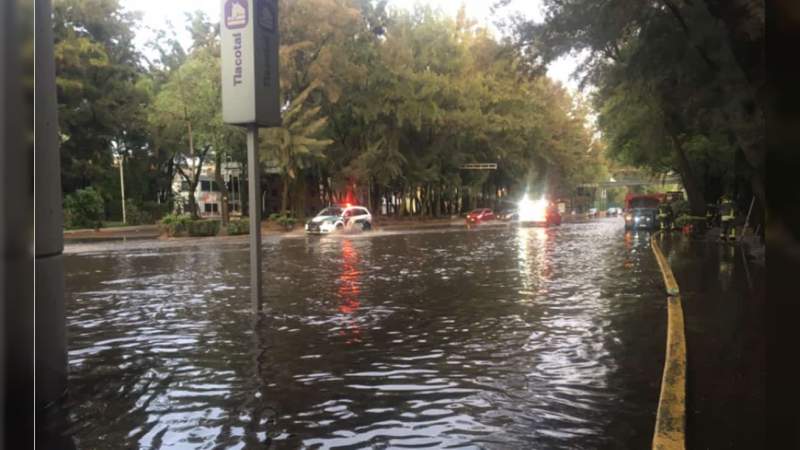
(337, 239, 362, 344)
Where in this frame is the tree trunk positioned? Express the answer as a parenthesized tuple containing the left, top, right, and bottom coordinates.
(187, 179, 199, 219)
(280, 176, 290, 213)
(670, 133, 706, 216)
(214, 153, 230, 226)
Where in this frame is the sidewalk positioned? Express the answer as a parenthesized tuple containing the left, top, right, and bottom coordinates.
(660, 234, 765, 448)
(63, 224, 161, 240)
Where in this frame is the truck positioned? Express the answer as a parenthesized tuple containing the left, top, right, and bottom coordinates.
(623, 193, 665, 230)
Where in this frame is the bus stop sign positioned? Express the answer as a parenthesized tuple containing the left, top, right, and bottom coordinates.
(221, 0, 280, 127)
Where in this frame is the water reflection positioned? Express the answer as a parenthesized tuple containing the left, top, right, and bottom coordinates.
(337, 239, 362, 344)
(63, 220, 666, 448)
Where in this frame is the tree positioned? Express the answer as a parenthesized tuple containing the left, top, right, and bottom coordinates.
(260, 82, 333, 214)
(54, 0, 152, 216)
(503, 0, 763, 222)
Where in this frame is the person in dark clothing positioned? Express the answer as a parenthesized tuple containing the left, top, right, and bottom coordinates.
(718, 196, 736, 241)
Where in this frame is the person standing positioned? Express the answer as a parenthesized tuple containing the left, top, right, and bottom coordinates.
(719, 196, 736, 241)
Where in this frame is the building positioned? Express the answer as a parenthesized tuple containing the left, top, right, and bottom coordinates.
(172, 159, 243, 218)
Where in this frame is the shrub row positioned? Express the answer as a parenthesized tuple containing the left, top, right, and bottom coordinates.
(160, 214, 217, 237)
(268, 212, 298, 230)
(160, 214, 250, 237)
(226, 219, 250, 235)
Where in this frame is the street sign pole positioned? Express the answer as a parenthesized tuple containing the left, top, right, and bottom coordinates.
(221, 0, 280, 313)
(247, 125, 262, 311)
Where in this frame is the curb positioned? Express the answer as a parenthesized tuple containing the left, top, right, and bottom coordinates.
(651, 232, 687, 450)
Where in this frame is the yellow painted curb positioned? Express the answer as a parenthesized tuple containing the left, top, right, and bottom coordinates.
(651, 232, 686, 450)
(651, 234, 680, 296)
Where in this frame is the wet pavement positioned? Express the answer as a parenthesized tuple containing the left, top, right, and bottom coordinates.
(659, 236, 766, 449)
(62, 219, 668, 449)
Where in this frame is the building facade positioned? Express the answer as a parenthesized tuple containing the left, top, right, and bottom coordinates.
(172, 160, 244, 218)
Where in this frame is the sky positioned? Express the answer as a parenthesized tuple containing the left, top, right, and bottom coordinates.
(121, 0, 584, 93)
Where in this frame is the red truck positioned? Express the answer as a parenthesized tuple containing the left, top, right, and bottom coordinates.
(623, 193, 665, 230)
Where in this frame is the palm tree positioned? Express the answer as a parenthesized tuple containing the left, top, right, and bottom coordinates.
(260, 81, 333, 214)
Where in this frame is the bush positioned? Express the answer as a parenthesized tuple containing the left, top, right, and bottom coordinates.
(159, 213, 192, 237)
(188, 219, 220, 236)
(269, 211, 297, 230)
(670, 199, 690, 217)
(226, 219, 250, 235)
(159, 214, 221, 237)
(142, 201, 170, 222)
(64, 187, 105, 229)
(125, 200, 151, 225)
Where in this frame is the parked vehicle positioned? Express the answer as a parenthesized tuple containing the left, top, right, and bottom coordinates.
(466, 208, 495, 225)
(606, 207, 621, 217)
(305, 205, 372, 234)
(498, 208, 519, 221)
(588, 208, 598, 218)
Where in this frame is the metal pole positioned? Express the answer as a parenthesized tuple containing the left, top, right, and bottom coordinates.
(34, 0, 67, 425)
(120, 154, 126, 224)
(742, 195, 755, 237)
(247, 125, 263, 311)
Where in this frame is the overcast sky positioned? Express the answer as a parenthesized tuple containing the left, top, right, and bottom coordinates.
(121, 0, 584, 93)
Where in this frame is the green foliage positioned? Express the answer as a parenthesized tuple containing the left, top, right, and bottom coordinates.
(159, 214, 220, 237)
(507, 0, 763, 218)
(187, 220, 221, 237)
(55, 0, 616, 220)
(54, 0, 152, 196)
(159, 213, 192, 236)
(64, 187, 106, 229)
(142, 201, 170, 222)
(124, 200, 148, 225)
(269, 212, 298, 230)
(226, 219, 250, 235)
(670, 200, 690, 217)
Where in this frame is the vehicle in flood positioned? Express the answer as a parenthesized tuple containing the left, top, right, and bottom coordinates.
(466, 208, 496, 225)
(624, 194, 663, 230)
(305, 205, 372, 234)
(518, 196, 561, 227)
(497, 208, 519, 221)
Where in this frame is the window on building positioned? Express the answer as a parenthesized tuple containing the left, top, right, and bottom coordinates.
(200, 180, 211, 192)
(180, 181, 189, 191)
(204, 203, 213, 213)
(212, 203, 219, 212)
(210, 181, 219, 192)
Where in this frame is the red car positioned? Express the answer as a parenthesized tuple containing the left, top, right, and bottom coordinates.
(466, 208, 495, 224)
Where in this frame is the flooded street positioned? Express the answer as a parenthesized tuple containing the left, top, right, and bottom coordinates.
(63, 219, 667, 449)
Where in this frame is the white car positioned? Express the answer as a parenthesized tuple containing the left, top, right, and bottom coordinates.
(305, 205, 373, 234)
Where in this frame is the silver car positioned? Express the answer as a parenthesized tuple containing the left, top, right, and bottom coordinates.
(305, 205, 373, 234)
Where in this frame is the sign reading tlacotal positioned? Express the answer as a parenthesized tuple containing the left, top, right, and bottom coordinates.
(221, 0, 281, 127)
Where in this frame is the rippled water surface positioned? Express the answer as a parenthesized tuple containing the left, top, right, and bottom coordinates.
(64, 219, 666, 449)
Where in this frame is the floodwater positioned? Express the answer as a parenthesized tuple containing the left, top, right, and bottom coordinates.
(62, 219, 667, 449)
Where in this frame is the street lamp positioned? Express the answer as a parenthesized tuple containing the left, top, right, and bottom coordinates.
(113, 152, 126, 225)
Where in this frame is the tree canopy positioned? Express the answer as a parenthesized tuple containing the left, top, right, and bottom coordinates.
(54, 0, 613, 221)
(504, 0, 763, 224)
